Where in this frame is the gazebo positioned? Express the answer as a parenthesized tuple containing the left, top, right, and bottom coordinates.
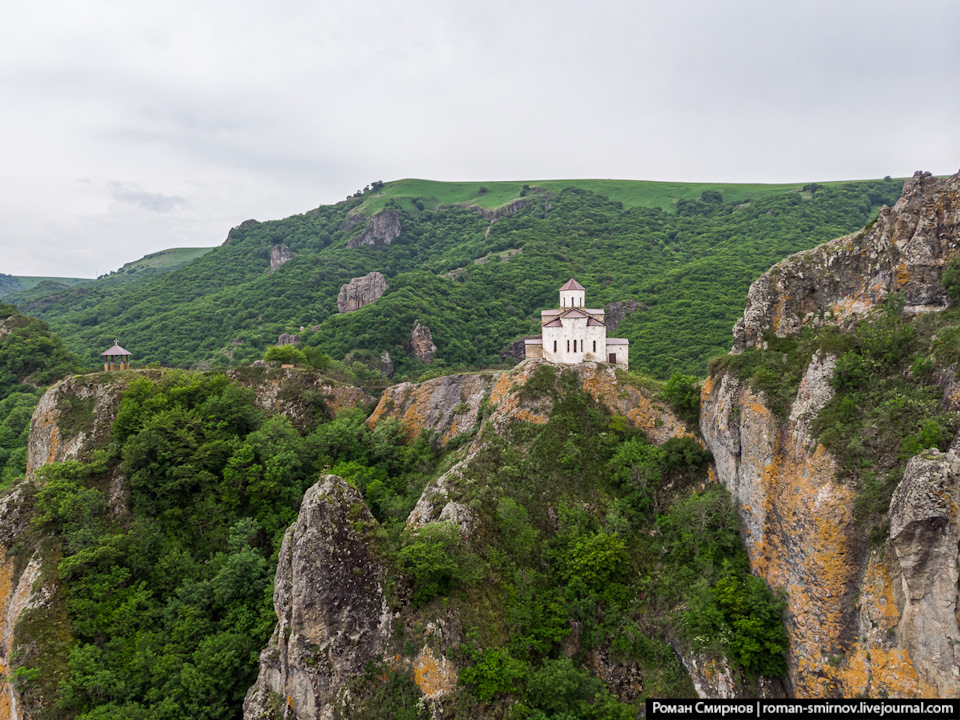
(101, 341, 131, 371)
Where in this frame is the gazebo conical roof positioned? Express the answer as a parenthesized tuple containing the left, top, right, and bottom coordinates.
(101, 343, 131, 357)
(559, 278, 585, 291)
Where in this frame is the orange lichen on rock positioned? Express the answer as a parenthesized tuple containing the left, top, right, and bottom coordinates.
(0, 550, 15, 720)
(896, 262, 911, 290)
(411, 646, 458, 700)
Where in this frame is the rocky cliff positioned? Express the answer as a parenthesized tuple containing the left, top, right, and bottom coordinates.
(336, 272, 387, 314)
(346, 210, 402, 249)
(0, 367, 375, 720)
(733, 170, 960, 352)
(243, 475, 393, 719)
(702, 169, 960, 697)
(244, 359, 703, 718)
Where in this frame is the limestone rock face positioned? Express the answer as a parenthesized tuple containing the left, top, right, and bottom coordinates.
(733, 170, 960, 352)
(346, 210, 401, 248)
(277, 332, 300, 345)
(701, 358, 856, 696)
(404, 321, 437, 364)
(369, 371, 497, 445)
(26, 373, 142, 477)
(336, 272, 387, 313)
(243, 476, 392, 720)
(470, 198, 528, 221)
(883, 450, 960, 694)
(269, 244, 293, 273)
(702, 358, 960, 697)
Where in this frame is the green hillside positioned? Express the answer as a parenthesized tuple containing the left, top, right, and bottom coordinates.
(12, 177, 904, 378)
(353, 177, 828, 215)
(101, 246, 216, 278)
(0, 274, 92, 297)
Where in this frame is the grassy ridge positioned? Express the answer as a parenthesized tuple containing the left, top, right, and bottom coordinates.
(356, 177, 906, 214)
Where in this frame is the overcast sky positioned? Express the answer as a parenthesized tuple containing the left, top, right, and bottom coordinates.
(2, 0, 958, 278)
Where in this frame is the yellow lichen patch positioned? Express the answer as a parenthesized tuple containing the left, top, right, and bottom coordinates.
(580, 368, 618, 408)
(895, 262, 911, 290)
(514, 408, 549, 425)
(859, 557, 900, 632)
(489, 366, 529, 407)
(0, 550, 15, 720)
(862, 648, 936, 697)
(411, 646, 457, 700)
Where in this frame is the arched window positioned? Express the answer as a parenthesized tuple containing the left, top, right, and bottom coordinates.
(554, 340, 557, 352)
(574, 340, 577, 352)
(593, 340, 596, 352)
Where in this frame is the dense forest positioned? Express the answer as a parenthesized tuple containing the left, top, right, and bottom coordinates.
(8, 178, 903, 380)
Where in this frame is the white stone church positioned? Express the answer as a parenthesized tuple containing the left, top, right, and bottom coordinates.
(524, 279, 629, 369)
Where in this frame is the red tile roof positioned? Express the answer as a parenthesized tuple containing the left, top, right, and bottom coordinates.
(559, 278, 585, 291)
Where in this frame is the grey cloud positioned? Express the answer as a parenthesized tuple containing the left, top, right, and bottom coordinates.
(107, 182, 185, 213)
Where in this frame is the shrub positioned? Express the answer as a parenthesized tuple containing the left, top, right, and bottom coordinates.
(263, 345, 306, 365)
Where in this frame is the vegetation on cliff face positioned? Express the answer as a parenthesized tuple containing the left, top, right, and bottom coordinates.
(15, 363, 789, 719)
(10, 178, 902, 379)
(710, 292, 960, 546)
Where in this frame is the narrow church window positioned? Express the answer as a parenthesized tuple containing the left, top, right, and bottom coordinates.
(554, 340, 557, 352)
(593, 340, 596, 352)
(567, 340, 570, 352)
(574, 340, 577, 352)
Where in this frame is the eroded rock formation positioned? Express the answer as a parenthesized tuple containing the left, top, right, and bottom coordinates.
(269, 244, 293, 273)
(346, 210, 402, 249)
(368, 371, 498, 444)
(243, 475, 393, 719)
(336, 271, 387, 313)
(733, 170, 960, 352)
(404, 321, 437, 364)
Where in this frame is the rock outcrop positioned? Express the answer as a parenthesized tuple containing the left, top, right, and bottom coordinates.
(702, 170, 960, 697)
(26, 372, 151, 477)
(704, 346, 960, 697)
(471, 198, 528, 222)
(404, 321, 437, 364)
(604, 300, 645, 332)
(224, 218, 259, 246)
(269, 244, 293, 273)
(733, 170, 960, 352)
(702, 358, 854, 696)
(228, 366, 375, 432)
(243, 475, 393, 719)
(346, 210, 402, 249)
(277, 332, 300, 345)
(336, 271, 387, 313)
(368, 371, 499, 444)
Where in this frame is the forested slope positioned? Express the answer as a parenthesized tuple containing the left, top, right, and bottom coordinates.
(15, 178, 903, 379)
